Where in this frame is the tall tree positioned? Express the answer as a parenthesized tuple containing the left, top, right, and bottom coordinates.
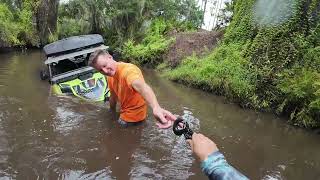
(36, 0, 59, 45)
(58, 0, 202, 46)
(201, 0, 208, 25)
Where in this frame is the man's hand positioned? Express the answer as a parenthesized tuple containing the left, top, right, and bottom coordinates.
(153, 107, 177, 129)
(187, 133, 219, 161)
(132, 80, 177, 129)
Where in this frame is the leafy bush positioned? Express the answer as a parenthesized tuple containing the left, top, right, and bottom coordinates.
(303, 46, 320, 71)
(57, 18, 91, 39)
(0, 3, 20, 46)
(277, 69, 320, 128)
(0, 2, 39, 47)
(121, 19, 175, 65)
(17, 5, 39, 46)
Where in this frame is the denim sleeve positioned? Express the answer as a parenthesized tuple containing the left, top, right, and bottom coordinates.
(201, 151, 249, 180)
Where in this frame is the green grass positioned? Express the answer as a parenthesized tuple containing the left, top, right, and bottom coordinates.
(121, 18, 176, 66)
(162, 0, 320, 129)
(164, 43, 256, 104)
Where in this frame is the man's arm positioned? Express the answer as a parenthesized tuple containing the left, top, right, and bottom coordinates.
(131, 79, 176, 128)
(188, 133, 249, 180)
(202, 151, 249, 180)
(132, 80, 159, 109)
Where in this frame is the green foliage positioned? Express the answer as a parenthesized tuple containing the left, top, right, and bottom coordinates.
(242, 0, 320, 126)
(223, 0, 255, 43)
(58, 0, 202, 48)
(152, 0, 203, 28)
(302, 46, 320, 71)
(164, 0, 320, 128)
(1, 0, 202, 47)
(122, 19, 175, 65)
(214, 0, 320, 127)
(277, 69, 320, 127)
(57, 18, 91, 39)
(0, 3, 20, 46)
(165, 43, 255, 102)
(17, 2, 39, 46)
(0, 1, 39, 47)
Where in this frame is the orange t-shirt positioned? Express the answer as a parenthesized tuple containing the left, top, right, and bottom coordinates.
(107, 62, 147, 122)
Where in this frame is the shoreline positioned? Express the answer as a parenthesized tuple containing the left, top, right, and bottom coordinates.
(0, 46, 41, 54)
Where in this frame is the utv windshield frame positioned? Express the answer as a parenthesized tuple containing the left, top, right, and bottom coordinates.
(45, 45, 108, 84)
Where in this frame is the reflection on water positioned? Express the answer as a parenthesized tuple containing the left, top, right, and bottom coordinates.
(0, 50, 319, 179)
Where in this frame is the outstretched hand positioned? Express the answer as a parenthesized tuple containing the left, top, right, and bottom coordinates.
(187, 133, 219, 161)
(153, 107, 177, 129)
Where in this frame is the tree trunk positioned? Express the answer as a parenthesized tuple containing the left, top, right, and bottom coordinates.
(202, 0, 208, 25)
(36, 0, 59, 46)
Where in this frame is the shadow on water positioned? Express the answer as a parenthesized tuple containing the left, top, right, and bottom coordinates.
(0, 50, 319, 180)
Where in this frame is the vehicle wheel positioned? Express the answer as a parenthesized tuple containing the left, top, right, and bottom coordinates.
(40, 69, 49, 80)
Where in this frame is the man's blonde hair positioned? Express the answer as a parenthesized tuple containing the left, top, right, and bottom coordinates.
(88, 49, 109, 66)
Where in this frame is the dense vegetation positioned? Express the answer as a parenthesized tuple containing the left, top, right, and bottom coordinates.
(58, 0, 202, 47)
(0, 0, 59, 47)
(165, 0, 320, 128)
(0, 0, 202, 48)
(121, 18, 201, 65)
(0, 0, 39, 47)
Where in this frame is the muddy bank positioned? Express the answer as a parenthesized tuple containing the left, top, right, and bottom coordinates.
(0, 45, 39, 54)
(164, 30, 223, 67)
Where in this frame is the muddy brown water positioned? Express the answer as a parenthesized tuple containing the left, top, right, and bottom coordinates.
(0, 50, 319, 180)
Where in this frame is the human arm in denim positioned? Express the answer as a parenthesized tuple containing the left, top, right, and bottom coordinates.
(188, 133, 249, 180)
(201, 151, 249, 180)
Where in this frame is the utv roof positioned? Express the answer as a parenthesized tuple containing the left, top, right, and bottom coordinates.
(43, 34, 105, 57)
(45, 45, 108, 65)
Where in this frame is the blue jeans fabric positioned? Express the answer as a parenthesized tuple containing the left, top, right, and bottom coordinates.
(201, 151, 249, 180)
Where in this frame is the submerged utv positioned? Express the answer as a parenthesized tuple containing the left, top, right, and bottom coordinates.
(40, 34, 110, 102)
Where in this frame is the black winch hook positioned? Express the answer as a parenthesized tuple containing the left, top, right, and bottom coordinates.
(173, 117, 194, 140)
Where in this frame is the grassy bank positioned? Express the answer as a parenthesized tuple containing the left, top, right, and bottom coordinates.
(164, 0, 320, 128)
(163, 43, 256, 105)
(121, 18, 199, 66)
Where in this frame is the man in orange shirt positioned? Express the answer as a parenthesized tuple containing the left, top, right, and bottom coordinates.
(88, 49, 176, 128)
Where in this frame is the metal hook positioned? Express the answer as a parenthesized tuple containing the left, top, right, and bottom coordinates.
(173, 117, 194, 140)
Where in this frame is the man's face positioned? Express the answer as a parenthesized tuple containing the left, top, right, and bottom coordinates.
(93, 54, 116, 76)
